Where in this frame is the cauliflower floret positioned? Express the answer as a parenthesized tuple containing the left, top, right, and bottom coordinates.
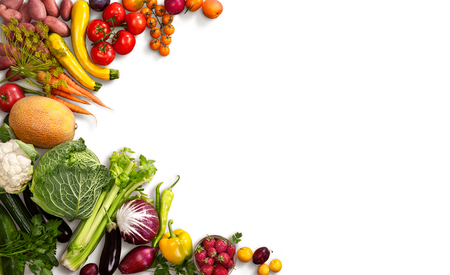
(0, 140, 33, 194)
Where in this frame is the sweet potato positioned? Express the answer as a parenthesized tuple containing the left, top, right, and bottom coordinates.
(41, 0, 59, 17)
(0, 56, 15, 70)
(0, 43, 19, 57)
(6, 68, 25, 82)
(43, 16, 70, 37)
(18, 1, 31, 23)
(0, 0, 23, 11)
(28, 0, 47, 21)
(59, 0, 72, 21)
(0, 4, 22, 24)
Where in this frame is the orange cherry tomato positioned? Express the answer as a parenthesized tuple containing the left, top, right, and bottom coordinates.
(162, 14, 173, 25)
(154, 5, 166, 16)
(140, 7, 152, 18)
(160, 34, 171, 45)
(159, 44, 170, 56)
(150, 27, 161, 38)
(185, 0, 202, 12)
(146, 17, 157, 28)
(163, 24, 174, 35)
(146, 0, 157, 9)
(150, 38, 161, 50)
(122, 0, 144, 12)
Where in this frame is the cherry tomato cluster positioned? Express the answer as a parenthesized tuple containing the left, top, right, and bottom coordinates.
(87, 2, 147, 65)
(141, 0, 175, 57)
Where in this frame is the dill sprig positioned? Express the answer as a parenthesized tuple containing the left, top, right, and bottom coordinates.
(0, 18, 67, 92)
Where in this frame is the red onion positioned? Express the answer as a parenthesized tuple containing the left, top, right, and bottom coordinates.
(118, 246, 159, 274)
(116, 199, 159, 245)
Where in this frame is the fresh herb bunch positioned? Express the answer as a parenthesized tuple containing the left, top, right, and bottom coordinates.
(151, 252, 199, 275)
(0, 18, 67, 94)
(231, 232, 243, 244)
(0, 215, 61, 275)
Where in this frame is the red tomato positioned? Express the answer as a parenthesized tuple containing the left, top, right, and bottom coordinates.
(102, 2, 126, 27)
(86, 20, 111, 43)
(112, 30, 136, 55)
(90, 42, 115, 66)
(0, 84, 25, 113)
(124, 12, 147, 35)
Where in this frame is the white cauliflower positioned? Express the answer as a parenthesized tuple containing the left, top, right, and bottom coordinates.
(0, 139, 33, 194)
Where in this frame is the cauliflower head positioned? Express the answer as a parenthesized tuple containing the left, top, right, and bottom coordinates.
(0, 139, 33, 194)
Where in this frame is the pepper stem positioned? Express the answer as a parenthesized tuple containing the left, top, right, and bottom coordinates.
(168, 219, 177, 239)
(168, 175, 180, 191)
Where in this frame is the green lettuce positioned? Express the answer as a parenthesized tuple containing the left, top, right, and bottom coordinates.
(30, 138, 112, 221)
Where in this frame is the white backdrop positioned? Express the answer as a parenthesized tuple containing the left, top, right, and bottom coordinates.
(1, 0, 450, 274)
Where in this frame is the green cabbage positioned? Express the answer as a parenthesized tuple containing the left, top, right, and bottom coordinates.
(30, 138, 112, 221)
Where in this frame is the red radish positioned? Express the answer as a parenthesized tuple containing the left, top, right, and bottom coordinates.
(203, 257, 214, 266)
(223, 259, 234, 269)
(118, 246, 159, 274)
(212, 264, 228, 275)
(217, 252, 230, 266)
(195, 246, 207, 262)
(200, 264, 214, 275)
(164, 0, 185, 15)
(207, 247, 217, 258)
(203, 236, 216, 251)
(215, 238, 228, 254)
(227, 244, 236, 257)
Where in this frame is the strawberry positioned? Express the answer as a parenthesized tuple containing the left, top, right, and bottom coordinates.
(212, 264, 228, 275)
(215, 238, 228, 254)
(223, 259, 234, 269)
(217, 252, 231, 266)
(207, 247, 217, 258)
(200, 264, 214, 275)
(195, 246, 207, 262)
(226, 244, 236, 257)
(203, 236, 216, 251)
(203, 257, 215, 266)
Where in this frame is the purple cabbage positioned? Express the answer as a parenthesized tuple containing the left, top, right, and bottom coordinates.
(116, 199, 159, 245)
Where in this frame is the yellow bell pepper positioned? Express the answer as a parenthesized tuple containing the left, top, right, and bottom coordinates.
(159, 219, 193, 265)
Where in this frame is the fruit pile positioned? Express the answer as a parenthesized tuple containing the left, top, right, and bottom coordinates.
(237, 246, 283, 275)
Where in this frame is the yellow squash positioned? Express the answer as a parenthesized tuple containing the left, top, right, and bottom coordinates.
(71, 0, 119, 81)
(46, 33, 102, 91)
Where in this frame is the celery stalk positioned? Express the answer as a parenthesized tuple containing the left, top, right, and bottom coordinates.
(60, 148, 157, 271)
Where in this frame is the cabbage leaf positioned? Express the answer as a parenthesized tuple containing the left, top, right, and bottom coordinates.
(30, 138, 112, 221)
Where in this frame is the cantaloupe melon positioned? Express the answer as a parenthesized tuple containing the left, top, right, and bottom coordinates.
(9, 96, 76, 149)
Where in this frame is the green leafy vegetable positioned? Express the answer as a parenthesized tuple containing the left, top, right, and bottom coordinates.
(30, 138, 112, 221)
(231, 232, 243, 244)
(0, 215, 61, 275)
(60, 147, 157, 271)
(151, 252, 198, 275)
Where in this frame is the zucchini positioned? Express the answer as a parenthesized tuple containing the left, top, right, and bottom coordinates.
(0, 193, 32, 233)
(0, 203, 24, 275)
(46, 33, 103, 91)
(71, 0, 119, 81)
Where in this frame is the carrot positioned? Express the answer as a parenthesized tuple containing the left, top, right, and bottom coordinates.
(49, 95, 97, 123)
(51, 89, 91, 105)
(36, 71, 83, 96)
(49, 67, 112, 110)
